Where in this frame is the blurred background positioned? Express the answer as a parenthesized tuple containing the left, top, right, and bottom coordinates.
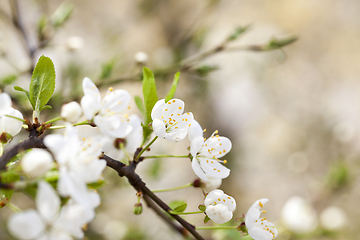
(1, 0, 359, 239)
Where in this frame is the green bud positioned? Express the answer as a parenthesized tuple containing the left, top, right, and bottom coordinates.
(133, 203, 143, 215)
(266, 36, 298, 50)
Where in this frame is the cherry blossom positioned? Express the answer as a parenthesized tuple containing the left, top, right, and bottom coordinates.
(8, 181, 96, 240)
(245, 199, 278, 240)
(204, 189, 236, 224)
(81, 77, 132, 138)
(102, 114, 142, 160)
(190, 129, 231, 180)
(151, 98, 193, 141)
(0, 93, 23, 138)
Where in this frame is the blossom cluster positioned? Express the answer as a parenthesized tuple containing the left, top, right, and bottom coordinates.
(1, 76, 278, 240)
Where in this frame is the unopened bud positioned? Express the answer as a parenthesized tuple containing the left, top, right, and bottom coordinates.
(66, 36, 84, 51)
(21, 149, 54, 177)
(133, 203, 143, 215)
(61, 101, 82, 123)
(134, 52, 148, 64)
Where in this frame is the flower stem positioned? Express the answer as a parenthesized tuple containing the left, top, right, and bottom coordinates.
(5, 115, 26, 123)
(143, 154, 189, 159)
(196, 226, 238, 230)
(170, 211, 203, 215)
(153, 183, 193, 193)
(120, 143, 131, 162)
(6, 201, 21, 212)
(135, 136, 158, 160)
(43, 117, 62, 125)
(49, 120, 90, 129)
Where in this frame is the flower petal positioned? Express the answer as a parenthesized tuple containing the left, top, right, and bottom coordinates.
(94, 115, 132, 138)
(152, 119, 166, 138)
(248, 226, 274, 240)
(191, 158, 208, 180)
(82, 77, 101, 102)
(205, 205, 233, 224)
(199, 158, 230, 179)
(101, 89, 130, 114)
(188, 119, 203, 142)
(0, 93, 12, 114)
(8, 210, 45, 239)
(81, 95, 101, 120)
(36, 181, 60, 223)
(200, 136, 232, 158)
(151, 99, 166, 120)
(0, 108, 23, 136)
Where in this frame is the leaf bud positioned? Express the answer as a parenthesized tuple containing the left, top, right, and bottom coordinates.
(133, 203, 143, 215)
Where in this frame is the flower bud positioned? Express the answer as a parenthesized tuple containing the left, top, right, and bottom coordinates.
(134, 52, 148, 64)
(21, 149, 53, 177)
(0, 132, 12, 144)
(133, 203, 143, 215)
(61, 101, 82, 123)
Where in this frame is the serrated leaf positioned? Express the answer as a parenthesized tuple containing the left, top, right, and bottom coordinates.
(198, 204, 206, 212)
(29, 55, 56, 112)
(142, 67, 158, 141)
(134, 96, 145, 116)
(204, 215, 211, 223)
(14, 86, 33, 109)
(165, 72, 180, 102)
(169, 200, 187, 213)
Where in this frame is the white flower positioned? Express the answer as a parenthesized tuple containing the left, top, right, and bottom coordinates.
(80, 77, 132, 138)
(21, 149, 54, 177)
(190, 129, 231, 180)
(102, 114, 142, 160)
(61, 101, 82, 123)
(245, 199, 278, 240)
(0, 93, 23, 137)
(200, 175, 222, 193)
(8, 181, 95, 240)
(44, 126, 105, 207)
(281, 196, 318, 233)
(151, 98, 194, 141)
(320, 206, 347, 231)
(204, 189, 236, 224)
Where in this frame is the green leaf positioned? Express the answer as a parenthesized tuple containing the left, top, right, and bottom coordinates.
(29, 55, 56, 112)
(134, 96, 145, 116)
(198, 204, 206, 212)
(165, 72, 180, 102)
(169, 200, 187, 213)
(40, 105, 52, 111)
(0, 171, 20, 208)
(142, 67, 158, 141)
(226, 25, 251, 42)
(204, 215, 211, 223)
(14, 86, 33, 109)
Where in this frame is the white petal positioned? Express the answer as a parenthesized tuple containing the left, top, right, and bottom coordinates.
(82, 77, 101, 101)
(152, 118, 166, 138)
(165, 129, 188, 141)
(201, 175, 222, 192)
(21, 149, 54, 177)
(151, 99, 166, 120)
(36, 181, 60, 223)
(8, 210, 45, 239)
(192, 158, 208, 180)
(190, 136, 204, 158)
(248, 227, 274, 240)
(1, 108, 23, 136)
(245, 198, 269, 228)
(199, 158, 230, 179)
(81, 94, 101, 120)
(101, 89, 130, 114)
(94, 115, 132, 138)
(205, 205, 233, 224)
(200, 136, 232, 158)
(44, 134, 66, 156)
(188, 119, 203, 142)
(0, 93, 12, 113)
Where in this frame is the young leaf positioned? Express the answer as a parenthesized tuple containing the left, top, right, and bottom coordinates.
(142, 67, 158, 141)
(165, 72, 180, 102)
(134, 96, 145, 116)
(29, 55, 56, 112)
(14, 86, 33, 109)
(142, 67, 158, 125)
(169, 200, 187, 213)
